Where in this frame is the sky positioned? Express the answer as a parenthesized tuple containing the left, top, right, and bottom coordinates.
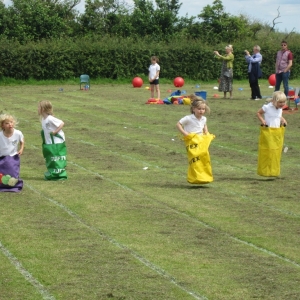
(3, 0, 299, 33)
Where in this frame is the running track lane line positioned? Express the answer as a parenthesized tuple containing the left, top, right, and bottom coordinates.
(68, 160, 300, 269)
(0, 240, 56, 300)
(25, 182, 208, 300)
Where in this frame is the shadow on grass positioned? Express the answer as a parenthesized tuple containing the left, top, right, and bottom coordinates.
(216, 176, 281, 182)
(22, 176, 51, 181)
(158, 182, 211, 189)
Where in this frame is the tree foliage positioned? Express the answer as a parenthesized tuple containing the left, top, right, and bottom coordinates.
(0, 0, 296, 43)
(2, 0, 79, 42)
(0, 0, 299, 81)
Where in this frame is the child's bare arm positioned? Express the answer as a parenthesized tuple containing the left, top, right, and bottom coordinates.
(281, 117, 287, 126)
(176, 122, 188, 136)
(203, 124, 208, 134)
(18, 140, 24, 155)
(52, 122, 64, 135)
(256, 109, 266, 125)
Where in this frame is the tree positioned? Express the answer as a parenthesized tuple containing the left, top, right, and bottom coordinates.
(187, 0, 252, 43)
(4, 0, 80, 42)
(129, 0, 183, 39)
(78, 0, 131, 36)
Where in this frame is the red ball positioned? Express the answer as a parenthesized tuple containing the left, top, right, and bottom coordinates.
(173, 77, 184, 88)
(268, 74, 276, 86)
(132, 77, 143, 88)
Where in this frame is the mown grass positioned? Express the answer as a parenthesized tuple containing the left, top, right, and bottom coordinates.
(0, 79, 300, 300)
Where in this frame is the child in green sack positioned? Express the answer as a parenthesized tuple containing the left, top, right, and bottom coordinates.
(38, 100, 65, 144)
(38, 100, 67, 180)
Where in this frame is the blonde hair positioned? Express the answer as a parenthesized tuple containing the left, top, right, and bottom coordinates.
(39, 100, 54, 116)
(272, 91, 287, 104)
(190, 96, 210, 114)
(0, 113, 18, 130)
(254, 45, 261, 52)
(225, 44, 233, 52)
(187, 93, 199, 103)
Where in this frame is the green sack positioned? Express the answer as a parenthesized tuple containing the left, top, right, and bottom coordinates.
(41, 130, 67, 180)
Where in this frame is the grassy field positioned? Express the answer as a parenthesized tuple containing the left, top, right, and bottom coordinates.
(0, 79, 300, 300)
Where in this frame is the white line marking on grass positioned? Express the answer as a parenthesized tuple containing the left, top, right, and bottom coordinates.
(128, 187, 300, 269)
(214, 144, 256, 155)
(67, 160, 300, 269)
(231, 191, 300, 218)
(67, 137, 300, 219)
(0, 241, 56, 300)
(26, 131, 300, 268)
(168, 209, 300, 269)
(68, 161, 132, 191)
(24, 183, 208, 300)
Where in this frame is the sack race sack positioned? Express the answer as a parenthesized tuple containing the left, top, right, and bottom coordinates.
(41, 130, 67, 180)
(183, 133, 215, 184)
(0, 154, 23, 192)
(257, 126, 285, 177)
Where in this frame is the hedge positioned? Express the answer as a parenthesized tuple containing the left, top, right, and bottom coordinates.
(0, 37, 299, 81)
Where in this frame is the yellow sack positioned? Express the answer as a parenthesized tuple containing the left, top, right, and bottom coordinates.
(183, 133, 215, 184)
(183, 97, 191, 105)
(257, 126, 285, 177)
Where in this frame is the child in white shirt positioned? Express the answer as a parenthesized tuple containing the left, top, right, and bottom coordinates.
(176, 96, 210, 136)
(257, 91, 287, 127)
(0, 114, 24, 157)
(148, 56, 161, 99)
(38, 100, 67, 180)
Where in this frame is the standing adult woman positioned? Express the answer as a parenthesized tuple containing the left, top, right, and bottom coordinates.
(214, 45, 234, 99)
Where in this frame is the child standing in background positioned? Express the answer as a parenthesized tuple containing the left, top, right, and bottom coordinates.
(0, 113, 24, 191)
(148, 56, 161, 99)
(38, 100, 67, 180)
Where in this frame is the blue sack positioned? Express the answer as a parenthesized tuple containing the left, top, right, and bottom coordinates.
(170, 90, 181, 96)
(0, 155, 23, 192)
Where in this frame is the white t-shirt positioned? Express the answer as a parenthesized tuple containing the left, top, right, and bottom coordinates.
(262, 102, 282, 128)
(42, 115, 65, 144)
(148, 63, 160, 80)
(0, 129, 24, 156)
(179, 114, 207, 134)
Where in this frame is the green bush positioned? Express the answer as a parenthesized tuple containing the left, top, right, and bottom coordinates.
(0, 36, 298, 81)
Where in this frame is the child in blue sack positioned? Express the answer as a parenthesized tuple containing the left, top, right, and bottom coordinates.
(0, 113, 24, 192)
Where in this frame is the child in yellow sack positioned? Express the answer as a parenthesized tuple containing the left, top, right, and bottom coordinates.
(256, 91, 287, 177)
(176, 96, 215, 184)
(257, 91, 287, 127)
